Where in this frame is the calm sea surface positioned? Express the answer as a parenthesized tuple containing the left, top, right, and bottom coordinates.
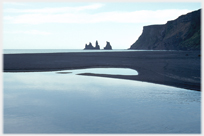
(3, 70, 201, 134)
(3, 49, 140, 54)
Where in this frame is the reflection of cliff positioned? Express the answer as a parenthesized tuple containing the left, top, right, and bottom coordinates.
(129, 9, 201, 50)
(84, 41, 112, 50)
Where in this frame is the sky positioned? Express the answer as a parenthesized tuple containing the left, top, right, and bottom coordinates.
(3, 2, 201, 49)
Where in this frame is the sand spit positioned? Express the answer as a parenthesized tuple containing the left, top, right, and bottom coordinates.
(4, 51, 201, 91)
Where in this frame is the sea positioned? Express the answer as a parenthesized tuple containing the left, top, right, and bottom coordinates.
(3, 49, 143, 54)
(3, 49, 201, 134)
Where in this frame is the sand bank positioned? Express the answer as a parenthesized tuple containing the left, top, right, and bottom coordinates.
(4, 51, 201, 91)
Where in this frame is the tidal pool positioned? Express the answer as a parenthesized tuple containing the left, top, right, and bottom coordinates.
(3, 71, 201, 133)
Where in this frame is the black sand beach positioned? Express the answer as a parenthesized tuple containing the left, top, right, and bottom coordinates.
(4, 51, 201, 91)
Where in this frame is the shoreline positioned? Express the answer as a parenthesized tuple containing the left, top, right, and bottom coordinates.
(3, 51, 201, 91)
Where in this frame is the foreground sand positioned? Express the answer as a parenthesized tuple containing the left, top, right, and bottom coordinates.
(4, 51, 201, 91)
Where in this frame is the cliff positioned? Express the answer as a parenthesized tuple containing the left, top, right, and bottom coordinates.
(129, 9, 201, 50)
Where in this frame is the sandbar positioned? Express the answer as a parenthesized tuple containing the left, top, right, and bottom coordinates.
(3, 51, 201, 91)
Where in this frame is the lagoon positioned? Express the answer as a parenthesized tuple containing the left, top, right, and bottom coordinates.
(3, 71, 201, 133)
(56, 68, 138, 75)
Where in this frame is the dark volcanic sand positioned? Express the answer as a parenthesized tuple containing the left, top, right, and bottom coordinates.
(4, 51, 201, 91)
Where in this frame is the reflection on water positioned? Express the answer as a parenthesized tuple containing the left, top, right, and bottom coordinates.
(56, 68, 138, 75)
(3, 72, 201, 133)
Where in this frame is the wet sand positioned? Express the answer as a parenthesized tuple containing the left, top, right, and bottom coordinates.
(3, 51, 201, 91)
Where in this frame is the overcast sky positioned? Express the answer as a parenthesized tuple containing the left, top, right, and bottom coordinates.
(3, 2, 201, 49)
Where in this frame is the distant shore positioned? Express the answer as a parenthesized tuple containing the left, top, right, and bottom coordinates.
(4, 51, 201, 91)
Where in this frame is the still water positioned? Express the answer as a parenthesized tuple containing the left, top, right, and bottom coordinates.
(3, 70, 201, 133)
(56, 68, 138, 75)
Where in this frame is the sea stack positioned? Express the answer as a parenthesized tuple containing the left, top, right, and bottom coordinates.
(84, 42, 94, 50)
(95, 40, 100, 49)
(104, 41, 112, 50)
(84, 41, 100, 50)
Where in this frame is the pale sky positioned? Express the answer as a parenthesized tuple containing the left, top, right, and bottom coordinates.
(3, 2, 201, 49)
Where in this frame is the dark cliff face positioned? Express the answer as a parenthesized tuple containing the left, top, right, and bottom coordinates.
(129, 9, 201, 50)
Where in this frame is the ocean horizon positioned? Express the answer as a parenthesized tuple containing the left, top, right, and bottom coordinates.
(3, 49, 175, 54)
(3, 49, 130, 54)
